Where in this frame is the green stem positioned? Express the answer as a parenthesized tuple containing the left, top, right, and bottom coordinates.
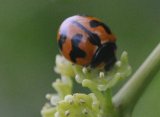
(113, 43, 160, 116)
(103, 89, 118, 117)
(83, 80, 117, 117)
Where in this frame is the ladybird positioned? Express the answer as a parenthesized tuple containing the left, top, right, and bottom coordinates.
(57, 15, 117, 70)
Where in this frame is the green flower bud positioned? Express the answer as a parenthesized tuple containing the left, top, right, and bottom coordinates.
(73, 51, 132, 91)
(53, 76, 72, 99)
(55, 93, 102, 117)
(54, 55, 75, 77)
(41, 51, 132, 117)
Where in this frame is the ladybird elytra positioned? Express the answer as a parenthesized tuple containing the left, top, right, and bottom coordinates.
(57, 15, 117, 70)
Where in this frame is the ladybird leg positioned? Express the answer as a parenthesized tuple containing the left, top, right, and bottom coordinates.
(90, 42, 117, 70)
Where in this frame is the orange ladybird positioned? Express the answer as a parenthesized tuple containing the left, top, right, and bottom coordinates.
(57, 15, 117, 70)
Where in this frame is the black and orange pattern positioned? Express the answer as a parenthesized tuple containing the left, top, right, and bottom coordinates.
(57, 15, 117, 70)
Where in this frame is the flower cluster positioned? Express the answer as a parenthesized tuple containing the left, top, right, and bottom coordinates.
(41, 51, 131, 117)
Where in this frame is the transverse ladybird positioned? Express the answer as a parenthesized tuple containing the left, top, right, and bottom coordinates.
(57, 15, 117, 70)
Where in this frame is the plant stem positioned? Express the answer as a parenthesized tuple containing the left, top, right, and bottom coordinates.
(113, 43, 160, 116)
(103, 89, 118, 117)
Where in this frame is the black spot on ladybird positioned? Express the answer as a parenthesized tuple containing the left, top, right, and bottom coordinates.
(87, 33, 101, 47)
(58, 33, 67, 50)
(72, 21, 101, 47)
(69, 34, 86, 63)
(89, 20, 111, 34)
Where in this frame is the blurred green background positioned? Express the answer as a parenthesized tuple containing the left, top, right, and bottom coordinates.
(0, 0, 159, 117)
